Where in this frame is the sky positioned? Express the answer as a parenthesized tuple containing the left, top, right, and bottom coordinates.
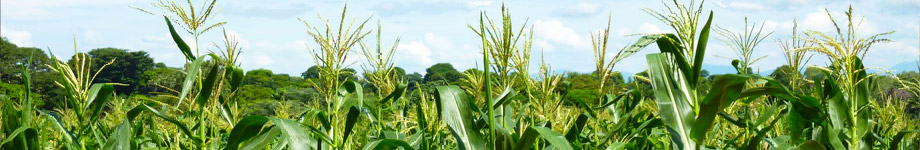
(2, 0, 919, 76)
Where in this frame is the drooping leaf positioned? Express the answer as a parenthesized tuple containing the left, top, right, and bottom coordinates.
(690, 74, 750, 141)
(514, 126, 575, 150)
(240, 126, 282, 150)
(165, 16, 196, 61)
(126, 104, 201, 144)
(226, 116, 270, 150)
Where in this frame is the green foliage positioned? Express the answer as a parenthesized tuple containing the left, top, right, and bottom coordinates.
(86, 48, 156, 95)
(424, 63, 463, 83)
(3, 1, 920, 150)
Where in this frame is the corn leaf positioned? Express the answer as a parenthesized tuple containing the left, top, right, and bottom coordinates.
(362, 139, 415, 150)
(269, 117, 317, 150)
(164, 16, 195, 61)
(646, 53, 696, 149)
(178, 56, 206, 107)
(435, 85, 487, 150)
(197, 58, 221, 107)
(226, 116, 270, 150)
(690, 74, 749, 141)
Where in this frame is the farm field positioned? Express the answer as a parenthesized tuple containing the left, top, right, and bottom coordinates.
(1, 0, 919, 149)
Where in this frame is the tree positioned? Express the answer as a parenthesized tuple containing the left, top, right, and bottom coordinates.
(143, 65, 184, 94)
(301, 65, 357, 82)
(423, 63, 463, 83)
(244, 69, 275, 88)
(86, 48, 155, 95)
(770, 65, 796, 87)
(0, 37, 61, 109)
(302, 66, 320, 79)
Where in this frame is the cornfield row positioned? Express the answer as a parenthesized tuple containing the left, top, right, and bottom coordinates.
(2, 0, 919, 149)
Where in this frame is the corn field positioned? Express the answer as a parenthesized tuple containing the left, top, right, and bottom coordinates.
(2, 0, 920, 150)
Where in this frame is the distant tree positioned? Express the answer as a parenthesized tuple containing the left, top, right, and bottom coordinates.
(393, 67, 407, 79)
(1, 37, 63, 108)
(424, 63, 463, 83)
(301, 66, 320, 79)
(301, 65, 357, 82)
(770, 65, 796, 87)
(406, 72, 423, 90)
(143, 65, 184, 94)
(340, 68, 358, 81)
(86, 48, 155, 95)
(245, 69, 275, 88)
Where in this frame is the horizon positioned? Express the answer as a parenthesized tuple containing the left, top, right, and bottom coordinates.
(2, 0, 919, 75)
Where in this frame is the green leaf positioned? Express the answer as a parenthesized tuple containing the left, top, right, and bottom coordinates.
(362, 139, 415, 150)
(164, 16, 195, 61)
(18, 63, 32, 127)
(84, 83, 116, 124)
(37, 110, 78, 149)
(226, 116, 270, 150)
(646, 53, 696, 149)
(197, 59, 221, 107)
(691, 11, 713, 86)
(380, 84, 407, 104)
(126, 104, 201, 144)
(491, 86, 516, 109)
(103, 122, 133, 150)
(564, 113, 589, 142)
(178, 56, 206, 107)
(269, 117, 317, 150)
(514, 126, 575, 150)
(343, 106, 361, 144)
(435, 85, 487, 150)
(798, 140, 826, 150)
(227, 66, 245, 92)
(743, 107, 786, 149)
(888, 130, 919, 150)
(240, 126, 282, 150)
(611, 34, 665, 64)
(690, 74, 750, 141)
(605, 142, 627, 150)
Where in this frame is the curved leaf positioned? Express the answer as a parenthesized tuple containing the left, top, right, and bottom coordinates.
(226, 116, 270, 150)
(164, 16, 195, 61)
(362, 139, 415, 150)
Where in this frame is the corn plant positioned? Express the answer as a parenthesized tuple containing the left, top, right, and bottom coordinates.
(777, 20, 814, 91)
(714, 17, 773, 74)
(804, 6, 894, 149)
(135, 0, 226, 57)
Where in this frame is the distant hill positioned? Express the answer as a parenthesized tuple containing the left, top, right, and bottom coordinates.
(889, 61, 919, 73)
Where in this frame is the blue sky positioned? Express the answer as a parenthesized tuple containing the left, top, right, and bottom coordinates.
(2, 0, 918, 75)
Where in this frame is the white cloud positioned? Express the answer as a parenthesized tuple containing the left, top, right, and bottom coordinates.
(638, 23, 666, 34)
(0, 26, 33, 46)
(533, 20, 588, 49)
(399, 41, 434, 65)
(554, 2, 603, 17)
(713, 1, 767, 12)
(251, 55, 274, 66)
